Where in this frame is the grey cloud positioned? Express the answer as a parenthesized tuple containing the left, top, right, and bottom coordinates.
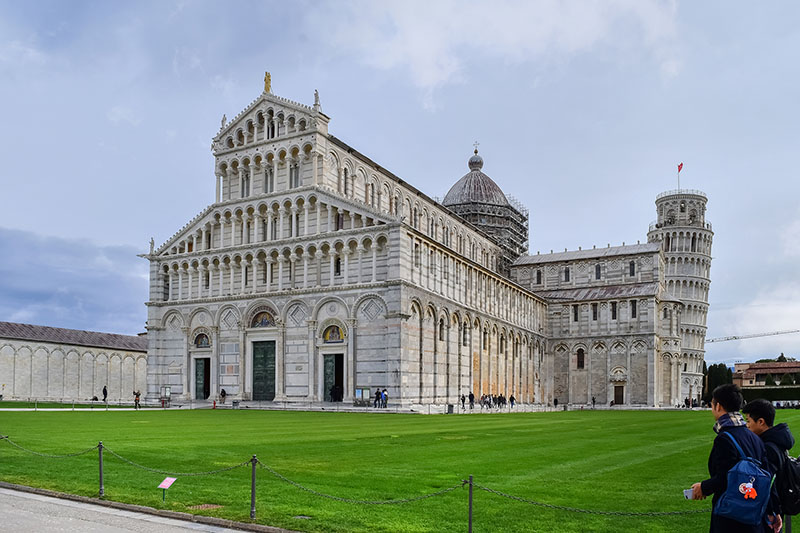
(0, 228, 147, 336)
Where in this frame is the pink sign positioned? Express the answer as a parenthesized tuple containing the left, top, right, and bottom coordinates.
(158, 477, 177, 489)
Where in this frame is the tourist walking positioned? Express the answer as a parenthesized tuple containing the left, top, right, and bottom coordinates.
(102, 385, 107, 403)
(468, 391, 475, 409)
(381, 389, 388, 408)
(690, 384, 772, 532)
(374, 389, 381, 408)
(509, 395, 516, 409)
(460, 394, 466, 410)
(133, 390, 141, 410)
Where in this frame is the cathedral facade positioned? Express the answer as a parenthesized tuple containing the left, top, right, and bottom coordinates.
(143, 80, 711, 408)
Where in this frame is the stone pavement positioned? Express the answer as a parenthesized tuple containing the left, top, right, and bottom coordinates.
(0, 485, 298, 533)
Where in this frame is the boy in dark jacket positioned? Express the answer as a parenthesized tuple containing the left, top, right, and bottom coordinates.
(691, 384, 772, 532)
(743, 398, 794, 532)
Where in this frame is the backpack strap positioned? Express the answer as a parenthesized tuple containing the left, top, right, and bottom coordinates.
(722, 431, 747, 459)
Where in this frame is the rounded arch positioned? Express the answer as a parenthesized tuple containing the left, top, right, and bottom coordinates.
(352, 292, 389, 319)
(244, 299, 280, 327)
(281, 298, 311, 325)
(312, 295, 351, 321)
(161, 309, 185, 330)
(215, 304, 242, 327)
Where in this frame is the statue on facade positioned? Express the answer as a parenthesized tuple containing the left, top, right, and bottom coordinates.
(314, 89, 320, 108)
(264, 71, 271, 93)
(220, 114, 226, 129)
(149, 237, 155, 254)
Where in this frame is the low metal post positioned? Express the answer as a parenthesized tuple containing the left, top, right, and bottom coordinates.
(98, 441, 104, 497)
(787, 515, 792, 533)
(250, 454, 257, 519)
(468, 475, 473, 533)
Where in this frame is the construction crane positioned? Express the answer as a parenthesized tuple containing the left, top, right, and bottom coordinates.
(705, 329, 800, 343)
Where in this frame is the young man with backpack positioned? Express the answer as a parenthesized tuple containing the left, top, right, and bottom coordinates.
(691, 384, 777, 532)
(743, 398, 797, 531)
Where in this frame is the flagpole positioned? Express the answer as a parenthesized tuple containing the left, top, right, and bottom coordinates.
(677, 168, 680, 191)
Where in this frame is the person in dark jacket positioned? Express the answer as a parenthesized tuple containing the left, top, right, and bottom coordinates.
(743, 399, 793, 533)
(691, 384, 769, 533)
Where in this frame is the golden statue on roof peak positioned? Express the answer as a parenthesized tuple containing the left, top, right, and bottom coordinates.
(264, 71, 271, 93)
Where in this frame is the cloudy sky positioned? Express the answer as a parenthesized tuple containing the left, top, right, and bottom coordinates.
(1, 1, 798, 364)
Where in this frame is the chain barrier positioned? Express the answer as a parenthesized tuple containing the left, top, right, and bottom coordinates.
(103, 446, 251, 477)
(1, 433, 711, 518)
(475, 484, 710, 516)
(257, 460, 466, 504)
(1, 436, 99, 458)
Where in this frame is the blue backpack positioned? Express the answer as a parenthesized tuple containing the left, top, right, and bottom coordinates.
(713, 432, 774, 525)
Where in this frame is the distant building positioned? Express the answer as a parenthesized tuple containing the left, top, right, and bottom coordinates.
(0, 321, 147, 402)
(733, 361, 800, 388)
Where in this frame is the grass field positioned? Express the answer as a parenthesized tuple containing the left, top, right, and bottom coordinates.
(2, 408, 800, 532)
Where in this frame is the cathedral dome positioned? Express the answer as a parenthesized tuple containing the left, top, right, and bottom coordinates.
(442, 150, 509, 207)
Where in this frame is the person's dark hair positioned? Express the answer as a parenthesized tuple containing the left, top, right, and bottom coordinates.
(742, 398, 776, 427)
(712, 383, 743, 413)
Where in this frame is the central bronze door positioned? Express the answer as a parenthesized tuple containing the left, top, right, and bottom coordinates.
(252, 341, 276, 401)
(195, 358, 210, 400)
(323, 354, 344, 402)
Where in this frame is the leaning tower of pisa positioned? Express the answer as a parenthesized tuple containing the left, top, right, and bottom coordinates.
(647, 189, 713, 404)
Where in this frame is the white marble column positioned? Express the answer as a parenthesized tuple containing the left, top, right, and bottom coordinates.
(187, 266, 194, 300)
(302, 252, 309, 289)
(279, 207, 286, 239)
(291, 207, 298, 238)
(241, 259, 249, 294)
(329, 252, 336, 286)
(343, 249, 350, 285)
(316, 204, 322, 234)
(229, 263, 235, 294)
(303, 205, 309, 236)
(277, 257, 284, 291)
(356, 246, 365, 283)
(215, 173, 221, 203)
(289, 256, 297, 289)
(177, 269, 184, 300)
(371, 245, 377, 282)
(266, 259, 273, 292)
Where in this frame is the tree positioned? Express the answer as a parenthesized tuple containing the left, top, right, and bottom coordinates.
(703, 363, 733, 403)
(765, 374, 777, 386)
(781, 373, 795, 386)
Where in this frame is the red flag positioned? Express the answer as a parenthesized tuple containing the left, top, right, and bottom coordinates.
(678, 163, 683, 173)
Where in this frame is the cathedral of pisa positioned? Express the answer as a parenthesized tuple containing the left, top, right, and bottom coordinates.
(144, 76, 713, 408)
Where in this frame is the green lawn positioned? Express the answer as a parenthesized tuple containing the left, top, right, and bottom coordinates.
(2, 409, 799, 532)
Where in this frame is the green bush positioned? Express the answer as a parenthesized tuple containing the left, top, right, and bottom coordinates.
(742, 386, 800, 402)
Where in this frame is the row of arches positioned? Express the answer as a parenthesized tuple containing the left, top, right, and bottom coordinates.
(664, 255, 711, 279)
(409, 234, 545, 332)
(327, 149, 503, 270)
(407, 297, 546, 403)
(162, 193, 385, 256)
(160, 234, 390, 301)
(666, 279, 710, 302)
(553, 339, 651, 406)
(0, 343, 147, 402)
(654, 230, 712, 255)
(220, 108, 310, 150)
